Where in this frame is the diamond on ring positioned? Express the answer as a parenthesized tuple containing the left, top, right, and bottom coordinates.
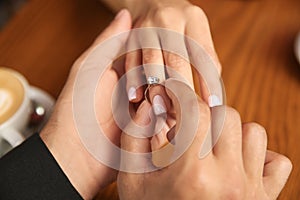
(147, 76, 160, 85)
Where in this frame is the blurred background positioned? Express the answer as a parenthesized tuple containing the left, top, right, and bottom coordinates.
(0, 0, 299, 200)
(0, 0, 26, 29)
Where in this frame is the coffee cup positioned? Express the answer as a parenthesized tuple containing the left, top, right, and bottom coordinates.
(0, 67, 32, 154)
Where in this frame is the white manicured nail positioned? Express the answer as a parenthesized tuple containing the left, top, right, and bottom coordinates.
(128, 87, 137, 101)
(208, 95, 222, 107)
(153, 95, 166, 115)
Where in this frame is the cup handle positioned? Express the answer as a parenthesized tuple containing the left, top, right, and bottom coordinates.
(0, 129, 25, 147)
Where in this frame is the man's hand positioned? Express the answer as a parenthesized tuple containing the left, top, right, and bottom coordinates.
(40, 9, 132, 200)
(118, 80, 292, 200)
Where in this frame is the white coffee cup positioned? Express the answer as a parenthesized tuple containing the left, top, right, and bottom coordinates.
(0, 67, 32, 152)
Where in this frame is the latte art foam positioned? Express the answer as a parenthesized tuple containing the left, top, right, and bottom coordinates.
(0, 68, 25, 124)
(0, 89, 13, 117)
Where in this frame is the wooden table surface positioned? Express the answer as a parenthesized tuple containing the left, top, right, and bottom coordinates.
(0, 0, 299, 199)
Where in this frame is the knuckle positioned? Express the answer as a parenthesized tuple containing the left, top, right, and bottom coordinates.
(185, 6, 207, 20)
(224, 186, 245, 200)
(166, 53, 187, 70)
(225, 107, 241, 123)
(194, 173, 210, 192)
(243, 122, 267, 141)
(143, 50, 162, 63)
(276, 155, 293, 172)
(125, 53, 140, 71)
(221, 175, 246, 200)
(154, 7, 179, 21)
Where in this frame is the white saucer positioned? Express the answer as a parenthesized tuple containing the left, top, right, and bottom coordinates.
(23, 86, 55, 138)
(295, 32, 300, 65)
(1, 86, 55, 157)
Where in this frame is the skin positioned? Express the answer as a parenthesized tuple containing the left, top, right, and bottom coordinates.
(118, 81, 292, 200)
(101, 0, 221, 100)
(101, 0, 222, 150)
(39, 3, 292, 200)
(40, 9, 132, 199)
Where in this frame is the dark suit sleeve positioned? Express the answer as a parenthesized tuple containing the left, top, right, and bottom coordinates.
(0, 133, 83, 200)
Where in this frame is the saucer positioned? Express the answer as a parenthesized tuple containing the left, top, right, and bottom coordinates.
(23, 86, 55, 138)
(0, 86, 55, 157)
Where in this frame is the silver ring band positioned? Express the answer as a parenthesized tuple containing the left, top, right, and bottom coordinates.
(144, 76, 160, 103)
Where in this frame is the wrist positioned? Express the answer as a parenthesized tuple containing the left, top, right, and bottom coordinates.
(145, 0, 191, 9)
(40, 117, 115, 199)
(130, 0, 191, 21)
(100, 0, 146, 21)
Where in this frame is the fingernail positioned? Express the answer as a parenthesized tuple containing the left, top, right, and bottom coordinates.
(115, 9, 126, 20)
(153, 95, 166, 115)
(128, 87, 137, 101)
(208, 94, 222, 107)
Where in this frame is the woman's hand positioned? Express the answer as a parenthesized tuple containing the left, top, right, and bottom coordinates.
(101, 0, 221, 105)
(100, 0, 224, 153)
(125, 0, 221, 104)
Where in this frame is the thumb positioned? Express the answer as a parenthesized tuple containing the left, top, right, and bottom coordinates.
(165, 79, 209, 153)
(120, 101, 155, 173)
(121, 101, 153, 153)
